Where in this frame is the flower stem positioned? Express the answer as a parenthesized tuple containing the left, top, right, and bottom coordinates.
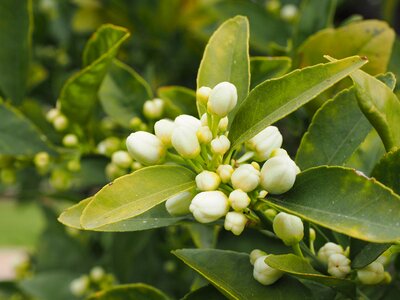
(292, 243, 304, 258)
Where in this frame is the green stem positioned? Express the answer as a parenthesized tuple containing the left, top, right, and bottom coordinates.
(292, 243, 304, 258)
(185, 159, 202, 173)
(166, 152, 186, 164)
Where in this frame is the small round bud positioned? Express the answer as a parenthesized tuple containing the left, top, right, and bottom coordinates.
(258, 190, 268, 199)
(270, 148, 288, 158)
(196, 86, 212, 105)
(317, 242, 344, 264)
(207, 82, 238, 117)
(197, 126, 213, 144)
(309, 228, 316, 242)
(129, 116, 142, 129)
(53, 114, 68, 131)
(174, 114, 201, 132)
(100, 117, 117, 131)
(264, 208, 277, 219)
(250, 249, 267, 265)
(34, 152, 50, 169)
(154, 119, 175, 147)
(200, 113, 208, 126)
(280, 4, 298, 22)
(224, 211, 248, 235)
(126, 131, 166, 165)
(218, 117, 229, 132)
(62, 134, 78, 147)
(273, 212, 304, 246)
(97, 137, 121, 156)
(70, 275, 89, 296)
(46, 108, 60, 122)
(90, 266, 105, 282)
(211, 135, 230, 155)
(50, 169, 71, 191)
(171, 126, 200, 159)
(165, 191, 193, 216)
(143, 98, 164, 119)
(111, 150, 132, 169)
(251, 161, 260, 171)
(1, 168, 16, 185)
(327, 254, 351, 278)
(131, 161, 143, 170)
(231, 164, 260, 192)
(253, 255, 283, 285)
(67, 159, 81, 172)
(195, 171, 221, 191)
(260, 156, 297, 194)
(246, 126, 283, 161)
(217, 164, 234, 183)
(105, 163, 126, 180)
(266, 0, 280, 14)
(357, 261, 385, 285)
(189, 191, 229, 223)
(229, 189, 251, 211)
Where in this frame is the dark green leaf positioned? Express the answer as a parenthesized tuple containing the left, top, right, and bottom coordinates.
(372, 148, 400, 194)
(158, 86, 197, 117)
(350, 239, 390, 269)
(87, 283, 170, 300)
(250, 57, 291, 89)
(181, 285, 225, 300)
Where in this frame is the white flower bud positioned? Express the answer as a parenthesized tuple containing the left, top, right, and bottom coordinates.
(126, 131, 166, 165)
(97, 137, 121, 156)
(196, 86, 212, 104)
(200, 113, 208, 126)
(34, 152, 50, 169)
(211, 135, 230, 155)
(273, 212, 304, 246)
(317, 242, 344, 264)
(111, 150, 132, 169)
(90, 266, 105, 282)
(246, 126, 283, 161)
(250, 249, 267, 265)
(67, 159, 81, 172)
(217, 164, 234, 183)
(327, 254, 351, 278)
(260, 156, 297, 194)
(231, 164, 260, 192)
(224, 211, 248, 235)
(196, 171, 221, 191)
(207, 82, 237, 117)
(165, 191, 193, 216)
(280, 4, 298, 22)
(270, 148, 288, 158)
(53, 114, 68, 131)
(70, 275, 89, 296)
(189, 191, 229, 223)
(229, 189, 250, 211)
(357, 261, 385, 285)
(143, 98, 164, 119)
(218, 117, 229, 132)
(174, 114, 201, 132)
(171, 126, 200, 159)
(131, 161, 143, 170)
(197, 126, 213, 144)
(105, 163, 126, 180)
(62, 134, 78, 147)
(46, 108, 60, 122)
(253, 255, 283, 285)
(154, 119, 175, 147)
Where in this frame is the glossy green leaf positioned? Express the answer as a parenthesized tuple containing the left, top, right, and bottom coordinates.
(59, 24, 130, 123)
(265, 254, 355, 297)
(296, 73, 395, 170)
(0, 0, 32, 104)
(173, 249, 311, 300)
(158, 86, 197, 117)
(87, 283, 170, 300)
(350, 240, 390, 269)
(197, 16, 250, 117)
(99, 60, 152, 127)
(181, 285, 225, 300)
(229, 56, 367, 148)
(264, 166, 400, 243)
(350, 70, 400, 151)
(298, 20, 395, 75)
(250, 57, 291, 89)
(372, 148, 400, 194)
(0, 103, 55, 156)
(80, 165, 196, 229)
(59, 198, 185, 232)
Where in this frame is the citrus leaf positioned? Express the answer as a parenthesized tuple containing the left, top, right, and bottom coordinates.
(229, 56, 367, 148)
(87, 283, 170, 300)
(372, 148, 400, 194)
(158, 86, 197, 118)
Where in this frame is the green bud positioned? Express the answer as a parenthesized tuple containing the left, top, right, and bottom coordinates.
(273, 212, 304, 246)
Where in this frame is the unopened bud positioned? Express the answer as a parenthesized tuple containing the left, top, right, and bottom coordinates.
(197, 126, 213, 144)
(105, 163, 126, 180)
(260, 156, 297, 194)
(273, 212, 304, 246)
(250, 249, 267, 265)
(1, 168, 16, 185)
(224, 211, 248, 235)
(67, 159, 81, 172)
(253, 255, 283, 285)
(309, 228, 316, 242)
(70, 275, 89, 296)
(131, 161, 143, 170)
(207, 82, 237, 117)
(97, 137, 121, 156)
(196, 86, 212, 105)
(264, 208, 277, 219)
(34, 152, 50, 169)
(166, 191, 193, 216)
(154, 119, 175, 147)
(53, 114, 68, 131)
(171, 126, 200, 159)
(280, 4, 298, 22)
(218, 117, 229, 132)
(200, 113, 208, 126)
(327, 254, 351, 278)
(111, 150, 132, 169)
(357, 261, 385, 285)
(231, 164, 260, 192)
(196, 171, 221, 191)
(126, 131, 166, 165)
(189, 191, 229, 223)
(229, 189, 250, 211)
(129, 116, 142, 129)
(217, 164, 234, 183)
(62, 134, 78, 147)
(317, 242, 344, 264)
(46, 108, 60, 122)
(143, 98, 164, 119)
(211, 135, 230, 155)
(174, 114, 201, 132)
(90, 266, 105, 282)
(246, 126, 283, 161)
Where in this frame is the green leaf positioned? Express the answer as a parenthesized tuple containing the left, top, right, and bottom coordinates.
(80, 165, 196, 229)
(0, 103, 55, 156)
(59, 24, 130, 124)
(229, 56, 367, 148)
(350, 240, 390, 269)
(158, 86, 197, 118)
(298, 20, 395, 75)
(350, 70, 400, 151)
(99, 60, 152, 128)
(197, 16, 250, 118)
(0, 0, 32, 104)
(87, 283, 170, 300)
(59, 198, 185, 232)
(181, 285, 225, 300)
(265, 254, 355, 298)
(263, 166, 400, 243)
(372, 148, 400, 194)
(295, 73, 395, 170)
(250, 57, 291, 89)
(173, 249, 311, 300)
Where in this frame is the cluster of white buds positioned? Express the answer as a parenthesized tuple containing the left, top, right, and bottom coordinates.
(250, 249, 283, 285)
(317, 242, 352, 279)
(46, 108, 69, 132)
(70, 266, 114, 297)
(143, 98, 164, 119)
